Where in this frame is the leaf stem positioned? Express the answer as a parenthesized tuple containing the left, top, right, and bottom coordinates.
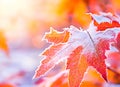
(86, 30, 96, 48)
(86, 30, 99, 57)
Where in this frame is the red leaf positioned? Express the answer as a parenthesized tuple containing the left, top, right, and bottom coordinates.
(34, 28, 78, 78)
(34, 14, 120, 87)
(33, 44, 63, 78)
(116, 33, 120, 51)
(94, 21, 120, 31)
(91, 13, 120, 31)
(107, 52, 120, 68)
(87, 55, 107, 81)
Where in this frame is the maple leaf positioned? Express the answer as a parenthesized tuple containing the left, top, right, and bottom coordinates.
(33, 28, 71, 78)
(34, 16, 120, 87)
(44, 27, 70, 44)
(91, 13, 120, 31)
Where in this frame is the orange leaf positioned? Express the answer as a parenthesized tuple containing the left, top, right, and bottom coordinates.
(0, 31, 9, 55)
(50, 71, 68, 87)
(0, 83, 14, 87)
(67, 47, 88, 87)
(44, 27, 70, 44)
(35, 71, 68, 87)
(81, 81, 102, 87)
(107, 69, 120, 84)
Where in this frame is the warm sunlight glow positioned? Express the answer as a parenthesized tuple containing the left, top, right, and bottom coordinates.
(0, 0, 35, 41)
(0, 0, 33, 31)
(0, 0, 32, 16)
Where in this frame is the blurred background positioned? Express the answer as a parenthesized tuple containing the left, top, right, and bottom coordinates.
(0, 0, 120, 87)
